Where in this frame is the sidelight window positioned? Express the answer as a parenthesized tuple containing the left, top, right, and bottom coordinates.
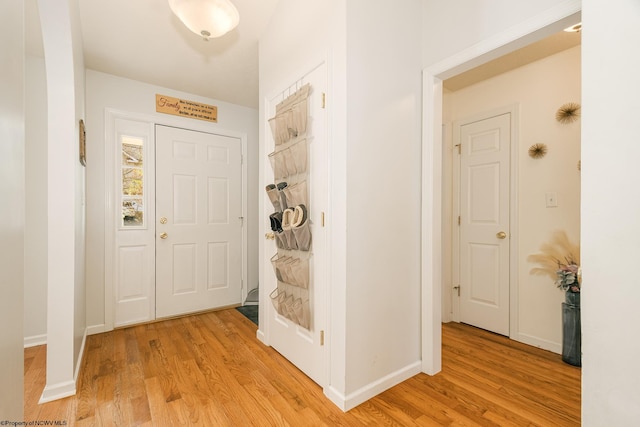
(121, 135, 145, 227)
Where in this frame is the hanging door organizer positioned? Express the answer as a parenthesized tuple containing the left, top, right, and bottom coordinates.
(266, 84, 312, 330)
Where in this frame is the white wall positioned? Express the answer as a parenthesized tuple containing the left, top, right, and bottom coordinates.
(422, 0, 576, 68)
(25, 55, 49, 347)
(38, 0, 87, 402)
(85, 70, 259, 331)
(260, 0, 422, 410)
(581, 0, 640, 424)
(0, 0, 25, 418)
(443, 46, 581, 352)
(259, 0, 349, 403)
(344, 0, 423, 397)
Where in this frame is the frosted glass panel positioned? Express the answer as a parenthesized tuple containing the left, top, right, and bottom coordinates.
(121, 135, 144, 227)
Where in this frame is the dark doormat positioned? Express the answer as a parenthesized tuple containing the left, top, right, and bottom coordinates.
(236, 305, 258, 326)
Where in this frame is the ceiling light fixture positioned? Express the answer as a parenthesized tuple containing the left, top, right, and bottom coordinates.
(564, 23, 582, 32)
(168, 0, 240, 41)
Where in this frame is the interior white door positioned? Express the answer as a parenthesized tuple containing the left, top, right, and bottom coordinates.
(262, 64, 327, 386)
(155, 125, 243, 318)
(459, 113, 510, 336)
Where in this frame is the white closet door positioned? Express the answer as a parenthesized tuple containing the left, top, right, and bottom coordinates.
(262, 64, 328, 386)
(459, 113, 511, 336)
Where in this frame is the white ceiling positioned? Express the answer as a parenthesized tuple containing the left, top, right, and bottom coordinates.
(26, 1, 580, 108)
(444, 30, 581, 91)
(27, 0, 280, 109)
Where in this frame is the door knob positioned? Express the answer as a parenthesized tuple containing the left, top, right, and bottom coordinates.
(265, 232, 275, 240)
(159, 217, 167, 224)
(496, 231, 507, 239)
(160, 232, 168, 239)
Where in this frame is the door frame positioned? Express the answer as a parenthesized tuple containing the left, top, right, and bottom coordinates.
(420, 4, 582, 375)
(103, 108, 249, 331)
(450, 106, 520, 338)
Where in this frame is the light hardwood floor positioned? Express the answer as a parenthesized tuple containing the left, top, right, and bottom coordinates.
(25, 309, 580, 426)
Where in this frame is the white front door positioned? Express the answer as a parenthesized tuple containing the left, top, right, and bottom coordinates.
(155, 125, 243, 318)
(458, 113, 511, 335)
(261, 64, 327, 386)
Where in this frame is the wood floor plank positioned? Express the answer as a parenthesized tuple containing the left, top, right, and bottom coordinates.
(25, 311, 581, 426)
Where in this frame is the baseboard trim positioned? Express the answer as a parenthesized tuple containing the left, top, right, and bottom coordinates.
(24, 334, 47, 348)
(324, 360, 423, 412)
(256, 329, 267, 345)
(512, 331, 561, 354)
(39, 380, 76, 404)
(75, 329, 88, 381)
(39, 327, 88, 404)
(87, 323, 107, 335)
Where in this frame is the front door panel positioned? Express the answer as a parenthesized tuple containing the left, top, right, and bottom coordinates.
(156, 125, 242, 318)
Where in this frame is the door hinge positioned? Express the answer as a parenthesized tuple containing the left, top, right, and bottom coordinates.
(320, 330, 325, 346)
(453, 285, 460, 297)
(321, 212, 325, 227)
(458, 216, 461, 226)
(241, 154, 244, 165)
(322, 93, 326, 109)
(455, 143, 461, 154)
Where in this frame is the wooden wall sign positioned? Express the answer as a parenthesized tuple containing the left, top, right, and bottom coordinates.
(155, 94, 218, 123)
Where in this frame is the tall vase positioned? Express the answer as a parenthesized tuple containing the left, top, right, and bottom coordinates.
(562, 291, 581, 367)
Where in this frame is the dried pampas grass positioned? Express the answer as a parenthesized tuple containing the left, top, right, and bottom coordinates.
(527, 230, 580, 280)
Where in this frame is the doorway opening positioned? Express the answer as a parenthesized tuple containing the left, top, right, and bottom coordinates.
(421, 9, 582, 375)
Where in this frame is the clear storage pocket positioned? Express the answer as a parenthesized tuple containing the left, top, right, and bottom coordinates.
(268, 150, 288, 181)
(271, 253, 309, 288)
(292, 100, 308, 137)
(274, 232, 286, 249)
(277, 113, 291, 145)
(277, 182, 289, 211)
(289, 256, 309, 288)
(282, 146, 297, 176)
(268, 117, 280, 145)
(289, 139, 308, 175)
(292, 297, 310, 330)
(282, 228, 298, 250)
(283, 180, 308, 208)
(265, 185, 281, 212)
(292, 220, 312, 252)
(269, 288, 286, 316)
(274, 284, 310, 329)
(270, 253, 285, 281)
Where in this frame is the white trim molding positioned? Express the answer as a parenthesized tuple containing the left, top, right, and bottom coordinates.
(101, 108, 249, 333)
(421, 0, 581, 377)
(324, 361, 422, 412)
(24, 334, 47, 348)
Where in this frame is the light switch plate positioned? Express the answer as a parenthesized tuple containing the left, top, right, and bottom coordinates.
(546, 192, 558, 207)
